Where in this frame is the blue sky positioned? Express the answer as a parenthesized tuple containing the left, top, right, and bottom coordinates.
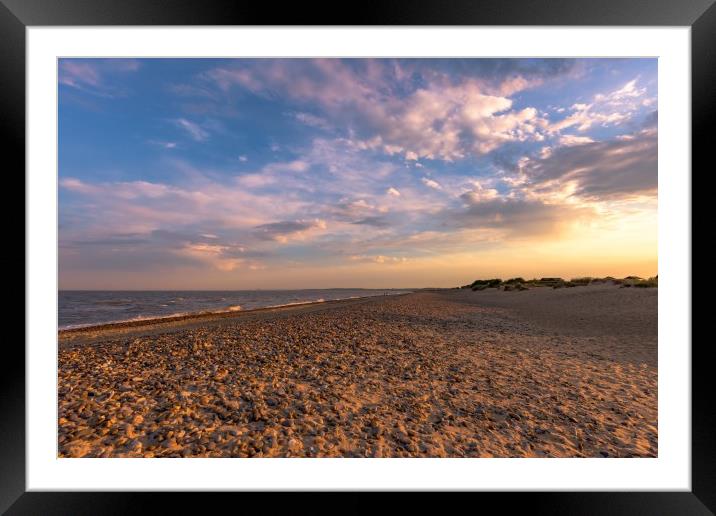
(59, 58, 658, 289)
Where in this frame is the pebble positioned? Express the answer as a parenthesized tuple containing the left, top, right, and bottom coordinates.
(58, 290, 657, 459)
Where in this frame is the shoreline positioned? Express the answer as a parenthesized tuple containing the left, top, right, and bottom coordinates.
(59, 292, 413, 346)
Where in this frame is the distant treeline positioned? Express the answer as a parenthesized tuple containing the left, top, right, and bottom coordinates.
(459, 275, 658, 291)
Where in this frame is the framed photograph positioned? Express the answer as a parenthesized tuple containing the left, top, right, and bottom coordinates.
(5, 0, 711, 512)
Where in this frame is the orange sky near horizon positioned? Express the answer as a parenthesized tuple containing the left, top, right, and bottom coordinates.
(60, 205, 657, 290)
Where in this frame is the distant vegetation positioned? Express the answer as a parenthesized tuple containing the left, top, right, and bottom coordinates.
(467, 279, 502, 291)
(614, 276, 659, 288)
(459, 275, 657, 291)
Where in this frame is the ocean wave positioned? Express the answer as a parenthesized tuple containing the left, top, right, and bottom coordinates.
(59, 311, 191, 330)
(59, 290, 414, 329)
(215, 305, 242, 313)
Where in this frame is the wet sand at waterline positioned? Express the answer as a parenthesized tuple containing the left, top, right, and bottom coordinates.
(58, 285, 657, 458)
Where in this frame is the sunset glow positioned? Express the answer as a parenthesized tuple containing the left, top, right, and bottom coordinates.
(59, 58, 657, 289)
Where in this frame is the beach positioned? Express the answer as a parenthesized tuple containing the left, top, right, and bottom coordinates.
(58, 284, 657, 458)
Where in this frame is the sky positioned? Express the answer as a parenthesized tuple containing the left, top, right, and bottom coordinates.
(58, 58, 657, 290)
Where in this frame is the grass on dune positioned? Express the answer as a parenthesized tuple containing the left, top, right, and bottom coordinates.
(460, 275, 657, 291)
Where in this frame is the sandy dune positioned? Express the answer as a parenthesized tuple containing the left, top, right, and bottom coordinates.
(58, 285, 657, 458)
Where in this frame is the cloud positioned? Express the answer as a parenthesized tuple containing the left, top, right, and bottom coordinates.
(148, 140, 178, 149)
(55, 139, 407, 264)
(179, 242, 246, 271)
(549, 79, 648, 133)
(198, 59, 552, 161)
(292, 112, 332, 130)
(60, 177, 99, 195)
(63, 233, 150, 247)
(59, 169, 306, 246)
(521, 126, 657, 200)
(351, 216, 392, 228)
(406, 58, 579, 95)
(550, 103, 629, 133)
(421, 177, 442, 190)
(235, 173, 276, 189)
(59, 59, 141, 97)
(595, 79, 646, 105)
(59, 223, 261, 275)
(235, 159, 313, 190)
(239, 155, 248, 162)
(559, 134, 595, 146)
(61, 178, 181, 201)
(60, 141, 402, 260)
(386, 187, 401, 197)
(356, 81, 546, 159)
(264, 160, 310, 173)
(59, 61, 101, 88)
(447, 195, 593, 238)
(347, 199, 374, 210)
(253, 219, 327, 242)
(461, 181, 499, 202)
(350, 254, 409, 265)
(173, 118, 210, 142)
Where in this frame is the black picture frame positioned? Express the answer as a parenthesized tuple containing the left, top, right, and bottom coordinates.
(3, 0, 711, 513)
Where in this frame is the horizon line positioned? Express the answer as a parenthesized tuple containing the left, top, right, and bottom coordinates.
(58, 273, 658, 292)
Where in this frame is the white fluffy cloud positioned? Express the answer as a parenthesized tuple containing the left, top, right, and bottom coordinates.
(201, 60, 550, 161)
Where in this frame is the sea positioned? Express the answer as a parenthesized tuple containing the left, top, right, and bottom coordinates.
(58, 289, 412, 329)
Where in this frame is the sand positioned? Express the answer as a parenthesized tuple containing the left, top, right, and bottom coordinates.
(58, 284, 657, 458)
